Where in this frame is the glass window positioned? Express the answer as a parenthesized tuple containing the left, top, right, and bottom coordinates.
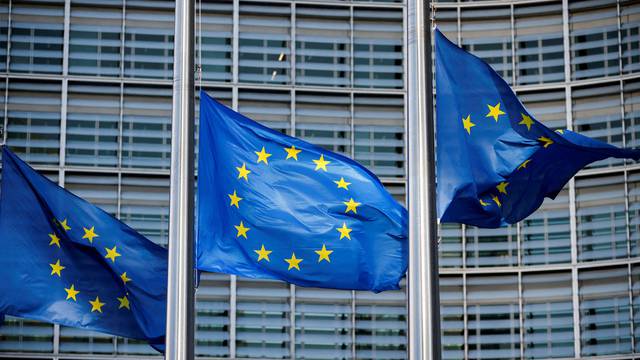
(621, 0, 640, 74)
(65, 82, 121, 167)
(461, 7, 513, 84)
(354, 94, 404, 178)
(465, 225, 517, 267)
(628, 171, 640, 256)
(235, 278, 290, 358)
(5, 79, 61, 165)
(466, 274, 520, 359)
(295, 92, 351, 157)
(572, 83, 624, 169)
(437, 9, 458, 44)
(353, 8, 403, 89)
(0, 2, 8, 73)
(624, 79, 640, 152)
(9, 0, 64, 74)
(383, 181, 406, 205)
(69, 1, 123, 77)
(122, 85, 172, 169)
(522, 271, 574, 359)
(439, 275, 464, 360)
(198, 0, 233, 82)
(514, 3, 564, 85)
(518, 89, 567, 131)
(295, 288, 353, 359)
(120, 175, 169, 247)
(296, 6, 350, 87)
(195, 273, 230, 358)
(238, 89, 291, 134)
(521, 188, 571, 265)
(354, 280, 406, 360)
(239, 3, 291, 85)
(576, 174, 627, 262)
(124, 1, 174, 79)
(579, 266, 632, 356)
(0, 316, 54, 353)
(569, 0, 619, 80)
(438, 223, 463, 268)
(631, 264, 640, 353)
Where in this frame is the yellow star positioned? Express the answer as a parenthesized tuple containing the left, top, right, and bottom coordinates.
(254, 244, 272, 262)
(255, 147, 272, 164)
(236, 163, 251, 182)
(336, 222, 352, 240)
(496, 182, 509, 195)
(235, 221, 250, 239)
(48, 233, 61, 248)
(334, 177, 351, 190)
(519, 113, 534, 131)
(486, 102, 506, 122)
(313, 154, 330, 171)
(64, 284, 80, 301)
(121, 272, 132, 284)
(58, 218, 71, 231)
(89, 296, 105, 313)
(117, 295, 130, 310)
(462, 115, 475, 135)
(343, 198, 361, 214)
(556, 129, 565, 135)
(538, 136, 553, 148)
(491, 194, 502, 207)
(479, 199, 489, 207)
(285, 253, 303, 271)
(284, 145, 302, 160)
(518, 159, 531, 170)
(49, 259, 65, 277)
(315, 244, 333, 263)
(82, 226, 99, 243)
(228, 190, 242, 208)
(104, 246, 121, 263)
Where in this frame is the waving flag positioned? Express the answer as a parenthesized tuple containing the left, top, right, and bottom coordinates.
(435, 29, 640, 228)
(196, 90, 407, 292)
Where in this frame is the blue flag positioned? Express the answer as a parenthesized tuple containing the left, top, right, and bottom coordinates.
(435, 29, 640, 228)
(196, 90, 407, 292)
(0, 147, 167, 348)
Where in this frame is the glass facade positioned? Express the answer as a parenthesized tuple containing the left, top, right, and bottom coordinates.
(0, 0, 638, 359)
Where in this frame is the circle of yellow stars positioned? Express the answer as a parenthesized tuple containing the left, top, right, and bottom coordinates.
(228, 144, 364, 272)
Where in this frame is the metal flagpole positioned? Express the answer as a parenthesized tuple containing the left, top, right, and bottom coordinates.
(407, 0, 441, 358)
(166, 0, 195, 358)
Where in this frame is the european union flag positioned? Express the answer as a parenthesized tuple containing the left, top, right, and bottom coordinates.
(0, 147, 167, 347)
(435, 29, 640, 228)
(197, 90, 407, 292)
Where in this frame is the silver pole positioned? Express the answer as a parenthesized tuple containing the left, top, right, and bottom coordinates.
(165, 0, 195, 358)
(407, 0, 441, 359)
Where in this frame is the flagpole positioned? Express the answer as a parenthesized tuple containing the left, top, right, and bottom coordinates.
(407, 0, 441, 359)
(166, 0, 195, 358)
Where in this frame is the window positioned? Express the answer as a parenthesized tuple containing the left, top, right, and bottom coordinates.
(519, 90, 567, 131)
(569, 0, 619, 80)
(465, 225, 517, 267)
(466, 274, 520, 359)
(239, 3, 290, 85)
(124, 1, 174, 79)
(9, 0, 64, 74)
(69, 1, 122, 77)
(65, 82, 120, 167)
(514, 3, 564, 85)
(621, 0, 640, 74)
(624, 79, 640, 152)
(295, 92, 351, 157)
(353, 8, 403, 89)
(5, 79, 61, 165)
(461, 7, 513, 84)
(440, 275, 464, 360)
(522, 271, 574, 359)
(439, 223, 463, 268)
(437, 9, 459, 45)
(0, 2, 8, 73)
(579, 266, 632, 356)
(628, 171, 640, 256)
(296, 6, 350, 87)
(238, 89, 291, 135)
(120, 175, 169, 247)
(576, 174, 627, 262)
(195, 273, 230, 357)
(631, 264, 640, 353)
(198, 0, 232, 82)
(354, 94, 404, 177)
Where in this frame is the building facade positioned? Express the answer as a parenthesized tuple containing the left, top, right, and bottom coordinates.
(0, 0, 638, 359)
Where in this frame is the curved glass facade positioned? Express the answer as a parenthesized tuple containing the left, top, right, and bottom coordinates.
(0, 0, 638, 359)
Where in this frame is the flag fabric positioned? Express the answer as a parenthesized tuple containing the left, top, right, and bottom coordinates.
(435, 28, 640, 228)
(0, 146, 167, 348)
(196, 90, 408, 292)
